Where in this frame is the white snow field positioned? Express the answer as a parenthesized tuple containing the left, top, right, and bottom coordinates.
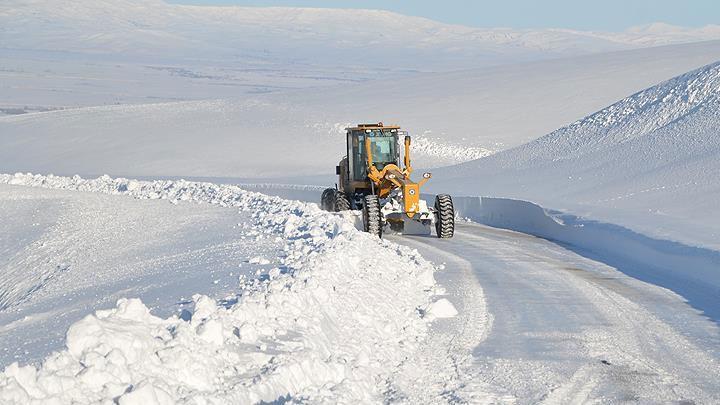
(1, 174, 719, 403)
(0, 178, 286, 367)
(3, 41, 720, 177)
(4, 0, 720, 119)
(3, 1, 720, 402)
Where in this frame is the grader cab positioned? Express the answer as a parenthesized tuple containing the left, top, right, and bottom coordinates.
(321, 123, 454, 238)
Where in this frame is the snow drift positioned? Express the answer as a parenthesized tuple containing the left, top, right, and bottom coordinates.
(429, 61, 720, 321)
(0, 173, 451, 404)
(451, 196, 720, 321)
(436, 60, 720, 251)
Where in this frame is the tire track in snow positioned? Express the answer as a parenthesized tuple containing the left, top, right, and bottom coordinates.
(400, 222, 720, 403)
(388, 236, 507, 403)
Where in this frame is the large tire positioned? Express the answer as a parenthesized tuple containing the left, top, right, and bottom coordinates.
(320, 188, 335, 211)
(334, 190, 351, 212)
(362, 195, 383, 238)
(434, 194, 454, 238)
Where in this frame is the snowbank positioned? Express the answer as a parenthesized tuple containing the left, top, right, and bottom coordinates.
(0, 173, 443, 404)
(435, 60, 720, 251)
(430, 60, 720, 321)
(453, 196, 720, 321)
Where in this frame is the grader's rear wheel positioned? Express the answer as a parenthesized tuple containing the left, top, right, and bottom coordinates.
(362, 195, 383, 238)
(434, 194, 455, 238)
(321, 188, 335, 211)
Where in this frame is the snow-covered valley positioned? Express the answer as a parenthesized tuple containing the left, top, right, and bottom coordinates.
(3, 41, 720, 177)
(2, 0, 720, 402)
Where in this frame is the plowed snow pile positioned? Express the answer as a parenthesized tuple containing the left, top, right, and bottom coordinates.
(0, 174, 449, 404)
(437, 60, 720, 249)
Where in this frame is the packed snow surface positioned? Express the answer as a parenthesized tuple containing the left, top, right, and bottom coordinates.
(398, 223, 720, 403)
(0, 173, 453, 404)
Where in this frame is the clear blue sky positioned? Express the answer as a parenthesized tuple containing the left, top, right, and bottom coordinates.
(168, 0, 718, 31)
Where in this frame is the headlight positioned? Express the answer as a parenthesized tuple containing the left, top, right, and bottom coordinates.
(387, 173, 396, 179)
(423, 172, 432, 179)
(409, 189, 416, 195)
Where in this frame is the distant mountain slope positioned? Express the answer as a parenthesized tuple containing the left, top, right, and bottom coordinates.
(435, 61, 720, 248)
(3, 0, 720, 110)
(3, 0, 720, 69)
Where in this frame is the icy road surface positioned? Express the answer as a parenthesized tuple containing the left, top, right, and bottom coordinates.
(393, 223, 720, 403)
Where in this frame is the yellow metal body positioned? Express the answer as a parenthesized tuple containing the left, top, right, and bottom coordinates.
(364, 134, 430, 218)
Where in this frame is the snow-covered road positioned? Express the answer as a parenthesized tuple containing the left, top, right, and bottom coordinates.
(1, 174, 719, 403)
(395, 223, 720, 403)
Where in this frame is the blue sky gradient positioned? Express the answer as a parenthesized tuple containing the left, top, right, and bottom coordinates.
(168, 0, 718, 31)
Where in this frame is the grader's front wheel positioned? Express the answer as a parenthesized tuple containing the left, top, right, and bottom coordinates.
(362, 195, 383, 238)
(435, 194, 455, 238)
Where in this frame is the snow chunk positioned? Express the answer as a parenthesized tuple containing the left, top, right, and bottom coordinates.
(249, 256, 271, 265)
(426, 298, 458, 319)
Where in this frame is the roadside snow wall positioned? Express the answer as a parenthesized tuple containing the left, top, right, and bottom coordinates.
(0, 173, 444, 404)
(453, 196, 720, 321)
(214, 184, 720, 322)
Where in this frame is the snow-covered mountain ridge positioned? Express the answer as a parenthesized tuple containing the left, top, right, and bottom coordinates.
(3, 0, 720, 67)
(502, 60, 720, 163)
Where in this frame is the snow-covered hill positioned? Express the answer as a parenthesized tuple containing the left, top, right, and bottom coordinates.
(3, 0, 720, 112)
(2, 41, 720, 178)
(435, 60, 720, 249)
(5, 0, 719, 66)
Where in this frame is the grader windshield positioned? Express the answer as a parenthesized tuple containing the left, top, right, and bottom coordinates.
(350, 129, 398, 181)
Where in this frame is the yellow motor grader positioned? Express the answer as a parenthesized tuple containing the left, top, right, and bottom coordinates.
(321, 123, 454, 238)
